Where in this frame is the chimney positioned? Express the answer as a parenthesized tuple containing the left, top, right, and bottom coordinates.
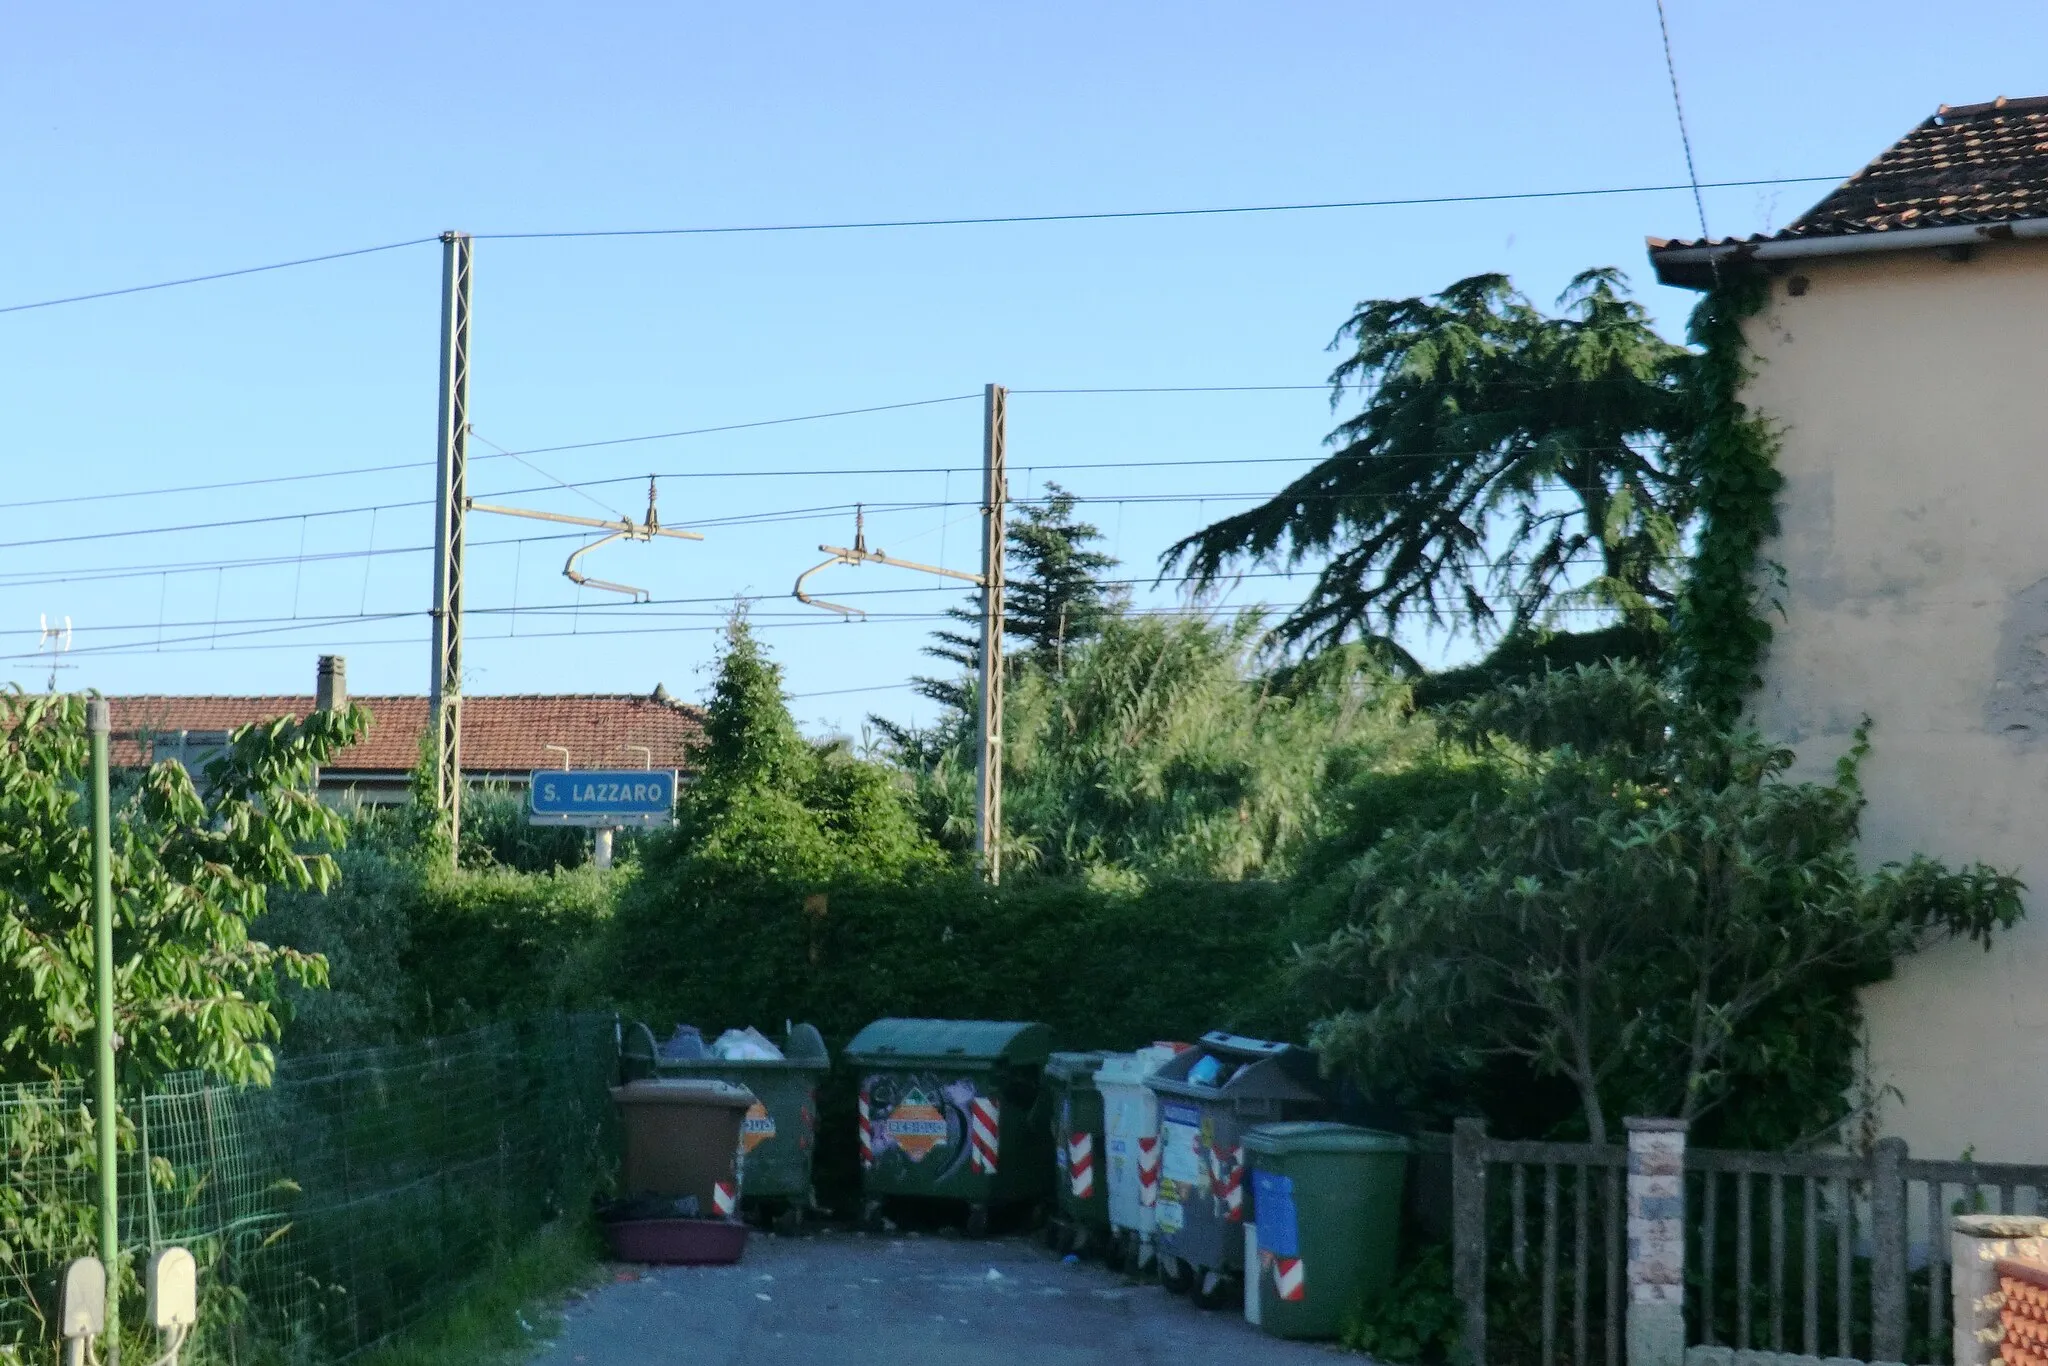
(316, 655, 347, 712)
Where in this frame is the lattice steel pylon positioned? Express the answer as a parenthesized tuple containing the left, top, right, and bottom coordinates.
(429, 232, 472, 863)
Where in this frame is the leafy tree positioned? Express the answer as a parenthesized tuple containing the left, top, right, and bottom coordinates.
(886, 612, 1426, 881)
(1163, 270, 1694, 653)
(1295, 664, 2024, 1144)
(0, 691, 366, 1085)
(908, 482, 1127, 714)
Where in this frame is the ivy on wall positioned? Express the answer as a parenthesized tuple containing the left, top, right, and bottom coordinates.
(1675, 274, 1784, 724)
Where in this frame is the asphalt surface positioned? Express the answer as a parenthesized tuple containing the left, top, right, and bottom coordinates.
(530, 1230, 1357, 1365)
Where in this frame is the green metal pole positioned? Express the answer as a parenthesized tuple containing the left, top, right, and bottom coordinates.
(86, 699, 118, 1356)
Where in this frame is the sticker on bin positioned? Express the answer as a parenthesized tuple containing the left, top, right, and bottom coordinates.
(713, 1180, 739, 1219)
(1068, 1132, 1094, 1198)
(1252, 1170, 1299, 1257)
(1160, 1104, 1203, 1186)
(884, 1092, 951, 1161)
(741, 1102, 777, 1152)
(858, 1090, 874, 1168)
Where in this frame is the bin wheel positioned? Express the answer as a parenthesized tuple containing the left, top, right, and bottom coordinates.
(1040, 1217, 1065, 1251)
(1102, 1230, 1126, 1272)
(773, 1205, 804, 1237)
(965, 1204, 991, 1238)
(1159, 1252, 1195, 1295)
(1064, 1225, 1092, 1259)
(859, 1198, 886, 1233)
(1193, 1269, 1240, 1312)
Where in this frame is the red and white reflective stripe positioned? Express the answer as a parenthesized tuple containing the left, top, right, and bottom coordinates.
(1067, 1132, 1094, 1199)
(858, 1090, 873, 1169)
(969, 1097, 1000, 1174)
(1273, 1256, 1305, 1301)
(1136, 1136, 1160, 1206)
(713, 1180, 739, 1219)
(1214, 1144, 1244, 1221)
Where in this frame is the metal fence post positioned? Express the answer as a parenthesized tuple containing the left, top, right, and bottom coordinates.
(1872, 1136, 1909, 1363)
(1625, 1118, 1688, 1366)
(1951, 1214, 2048, 1366)
(1455, 1117, 1489, 1366)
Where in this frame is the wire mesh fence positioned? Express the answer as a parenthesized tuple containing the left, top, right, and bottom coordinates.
(0, 1012, 616, 1363)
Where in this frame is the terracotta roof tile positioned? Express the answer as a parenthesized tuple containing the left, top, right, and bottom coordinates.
(107, 693, 705, 775)
(1654, 96, 2048, 253)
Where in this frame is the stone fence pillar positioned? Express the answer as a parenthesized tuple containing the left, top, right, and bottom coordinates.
(1626, 1118, 1688, 1366)
(1953, 1213, 2048, 1366)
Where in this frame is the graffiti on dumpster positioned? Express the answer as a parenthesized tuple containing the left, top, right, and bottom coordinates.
(862, 1072, 984, 1179)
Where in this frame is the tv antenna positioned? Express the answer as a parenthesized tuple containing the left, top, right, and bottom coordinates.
(37, 615, 75, 693)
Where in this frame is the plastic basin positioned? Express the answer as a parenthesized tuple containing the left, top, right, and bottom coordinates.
(601, 1217, 748, 1265)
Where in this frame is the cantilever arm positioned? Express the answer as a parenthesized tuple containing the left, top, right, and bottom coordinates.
(790, 542, 986, 620)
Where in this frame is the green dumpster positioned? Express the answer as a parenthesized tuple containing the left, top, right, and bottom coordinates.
(1242, 1123, 1410, 1340)
(846, 1018, 1056, 1236)
(621, 1021, 831, 1233)
(1042, 1052, 1109, 1256)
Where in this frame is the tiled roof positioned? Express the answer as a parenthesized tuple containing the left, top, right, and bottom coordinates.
(1783, 96, 2048, 238)
(108, 692, 705, 775)
(1651, 96, 2048, 259)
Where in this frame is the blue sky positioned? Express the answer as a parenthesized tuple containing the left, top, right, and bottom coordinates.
(4, 2, 2043, 739)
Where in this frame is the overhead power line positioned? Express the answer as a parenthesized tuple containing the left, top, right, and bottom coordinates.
(0, 237, 438, 317)
(474, 176, 1840, 241)
(0, 175, 1848, 317)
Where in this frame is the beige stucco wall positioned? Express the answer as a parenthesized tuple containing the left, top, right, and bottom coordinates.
(1739, 240, 2048, 1163)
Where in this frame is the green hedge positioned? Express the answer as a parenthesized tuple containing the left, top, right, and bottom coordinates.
(615, 872, 1290, 1202)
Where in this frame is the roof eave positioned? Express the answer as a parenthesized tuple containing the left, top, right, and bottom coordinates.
(1647, 217, 2048, 289)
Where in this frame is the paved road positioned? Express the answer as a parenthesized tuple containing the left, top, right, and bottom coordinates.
(532, 1230, 1356, 1365)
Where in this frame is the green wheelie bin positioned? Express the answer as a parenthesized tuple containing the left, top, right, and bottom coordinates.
(1243, 1123, 1410, 1340)
(846, 1018, 1056, 1236)
(1145, 1032, 1329, 1309)
(621, 1021, 831, 1233)
(1041, 1052, 1110, 1257)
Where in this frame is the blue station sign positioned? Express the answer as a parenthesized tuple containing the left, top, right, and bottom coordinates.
(528, 769, 678, 828)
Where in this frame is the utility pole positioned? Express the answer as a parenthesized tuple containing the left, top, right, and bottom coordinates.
(429, 232, 472, 866)
(86, 699, 119, 1359)
(976, 384, 1007, 884)
(786, 384, 1007, 882)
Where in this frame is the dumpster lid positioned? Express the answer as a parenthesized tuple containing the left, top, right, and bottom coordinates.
(1244, 1122, 1410, 1157)
(610, 1079, 757, 1109)
(1095, 1044, 1182, 1087)
(1044, 1051, 1107, 1083)
(844, 1018, 1055, 1066)
(1144, 1031, 1325, 1102)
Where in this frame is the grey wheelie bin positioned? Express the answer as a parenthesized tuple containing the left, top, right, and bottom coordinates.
(621, 1021, 831, 1233)
(1144, 1032, 1329, 1308)
(846, 1018, 1056, 1236)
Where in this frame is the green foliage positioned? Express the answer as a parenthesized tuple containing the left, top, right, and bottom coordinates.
(352, 1218, 601, 1366)
(1296, 663, 2024, 1145)
(1344, 1242, 1462, 1363)
(1164, 269, 1693, 651)
(259, 843, 618, 1049)
(906, 481, 1127, 714)
(0, 692, 366, 1086)
(887, 614, 1427, 880)
(1674, 275, 1784, 724)
(1411, 620, 1663, 709)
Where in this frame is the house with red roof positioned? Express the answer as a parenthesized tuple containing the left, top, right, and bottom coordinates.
(1648, 96, 2048, 1163)
(109, 655, 704, 803)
